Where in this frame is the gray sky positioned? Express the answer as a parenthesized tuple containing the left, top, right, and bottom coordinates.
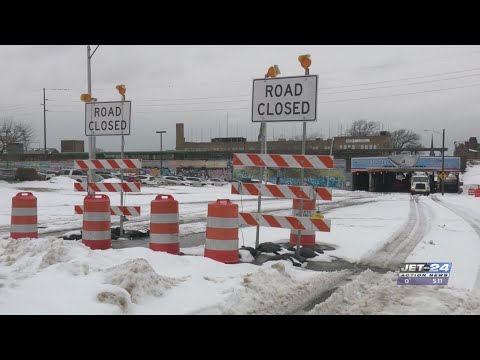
(1, 45, 480, 155)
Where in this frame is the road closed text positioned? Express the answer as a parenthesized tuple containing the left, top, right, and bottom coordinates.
(252, 75, 318, 122)
(85, 101, 131, 136)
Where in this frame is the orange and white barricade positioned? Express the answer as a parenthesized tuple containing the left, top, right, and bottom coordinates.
(11, 192, 38, 239)
(204, 199, 239, 264)
(82, 194, 111, 250)
(289, 199, 316, 246)
(150, 195, 179, 254)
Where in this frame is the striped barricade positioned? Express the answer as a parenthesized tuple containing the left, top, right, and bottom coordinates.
(74, 159, 142, 170)
(233, 153, 334, 169)
(82, 194, 111, 250)
(204, 199, 239, 264)
(150, 195, 179, 254)
(74, 182, 141, 192)
(231, 182, 332, 201)
(239, 212, 331, 232)
(11, 192, 38, 239)
(75, 205, 141, 216)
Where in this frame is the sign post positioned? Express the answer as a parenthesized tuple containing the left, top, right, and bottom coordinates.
(251, 69, 319, 251)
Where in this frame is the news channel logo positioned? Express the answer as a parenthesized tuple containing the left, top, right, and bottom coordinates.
(397, 262, 452, 286)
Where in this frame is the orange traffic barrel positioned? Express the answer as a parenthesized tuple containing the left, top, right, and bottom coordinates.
(204, 199, 239, 264)
(11, 192, 38, 239)
(82, 194, 111, 250)
(150, 194, 179, 254)
(289, 199, 316, 246)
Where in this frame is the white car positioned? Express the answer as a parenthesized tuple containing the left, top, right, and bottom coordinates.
(207, 178, 227, 186)
(184, 177, 207, 186)
(162, 176, 192, 186)
(135, 175, 159, 186)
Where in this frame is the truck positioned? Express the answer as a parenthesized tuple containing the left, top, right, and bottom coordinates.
(410, 172, 431, 196)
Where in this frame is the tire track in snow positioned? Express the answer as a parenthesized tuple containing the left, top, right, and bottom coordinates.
(430, 195, 480, 293)
(296, 195, 431, 314)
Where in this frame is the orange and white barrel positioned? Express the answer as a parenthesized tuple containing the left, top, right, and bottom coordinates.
(204, 199, 239, 264)
(11, 192, 38, 239)
(289, 199, 316, 246)
(150, 194, 179, 254)
(82, 194, 111, 250)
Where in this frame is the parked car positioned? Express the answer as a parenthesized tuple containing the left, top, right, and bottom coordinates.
(162, 176, 192, 186)
(154, 177, 168, 185)
(55, 169, 88, 182)
(135, 175, 159, 186)
(184, 177, 207, 186)
(207, 178, 228, 186)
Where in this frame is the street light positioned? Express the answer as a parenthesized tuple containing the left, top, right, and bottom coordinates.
(425, 128, 445, 196)
(156, 131, 166, 177)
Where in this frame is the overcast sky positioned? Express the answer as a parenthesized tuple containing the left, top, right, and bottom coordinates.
(1, 45, 480, 155)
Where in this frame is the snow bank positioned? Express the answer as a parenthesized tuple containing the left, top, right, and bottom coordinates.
(462, 162, 480, 185)
(0, 237, 346, 315)
(309, 270, 480, 315)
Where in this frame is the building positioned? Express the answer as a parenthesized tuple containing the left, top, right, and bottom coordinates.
(61, 140, 84, 153)
(351, 154, 461, 193)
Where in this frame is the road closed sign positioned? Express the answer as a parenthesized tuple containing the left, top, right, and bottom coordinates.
(252, 75, 318, 122)
(85, 101, 132, 136)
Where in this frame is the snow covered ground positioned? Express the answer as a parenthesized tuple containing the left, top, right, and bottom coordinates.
(1, 175, 480, 314)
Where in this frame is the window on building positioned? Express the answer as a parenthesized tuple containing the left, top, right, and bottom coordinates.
(347, 144, 351, 149)
(360, 145, 364, 149)
(352, 145, 355, 149)
(374, 144, 377, 149)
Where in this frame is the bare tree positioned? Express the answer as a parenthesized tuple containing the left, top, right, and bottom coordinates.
(0, 117, 34, 154)
(391, 129, 421, 154)
(346, 119, 380, 136)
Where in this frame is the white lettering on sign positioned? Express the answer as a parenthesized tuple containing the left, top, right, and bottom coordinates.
(346, 139, 371, 143)
(85, 101, 132, 136)
(252, 75, 318, 122)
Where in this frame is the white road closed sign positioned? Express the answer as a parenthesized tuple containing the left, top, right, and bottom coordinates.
(85, 101, 131, 136)
(252, 75, 318, 122)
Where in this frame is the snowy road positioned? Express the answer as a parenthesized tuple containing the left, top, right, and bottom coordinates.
(1, 176, 480, 314)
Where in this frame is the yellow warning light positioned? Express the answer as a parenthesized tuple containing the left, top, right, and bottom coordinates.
(116, 84, 126, 96)
(298, 54, 311, 71)
(311, 212, 324, 219)
(266, 65, 281, 78)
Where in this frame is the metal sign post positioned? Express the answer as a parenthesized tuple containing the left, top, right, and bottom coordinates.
(296, 67, 310, 256)
(120, 94, 126, 237)
(255, 121, 267, 249)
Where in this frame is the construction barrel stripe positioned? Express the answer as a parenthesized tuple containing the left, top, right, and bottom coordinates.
(82, 194, 111, 250)
(290, 199, 316, 246)
(232, 153, 334, 169)
(75, 205, 141, 216)
(74, 159, 142, 170)
(204, 199, 239, 264)
(150, 194, 179, 254)
(11, 192, 38, 239)
(74, 182, 141, 192)
(231, 182, 332, 201)
(239, 212, 331, 232)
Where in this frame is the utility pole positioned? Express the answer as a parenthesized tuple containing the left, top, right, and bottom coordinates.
(87, 45, 100, 189)
(442, 128, 445, 196)
(43, 88, 47, 160)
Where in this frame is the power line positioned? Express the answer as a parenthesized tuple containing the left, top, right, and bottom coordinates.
(318, 66, 480, 90)
(136, 106, 249, 114)
(136, 99, 249, 107)
(318, 82, 480, 103)
(142, 94, 249, 102)
(319, 72, 480, 95)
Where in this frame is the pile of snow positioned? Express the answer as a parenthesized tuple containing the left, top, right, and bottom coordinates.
(309, 270, 480, 315)
(0, 237, 346, 314)
(461, 162, 480, 185)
